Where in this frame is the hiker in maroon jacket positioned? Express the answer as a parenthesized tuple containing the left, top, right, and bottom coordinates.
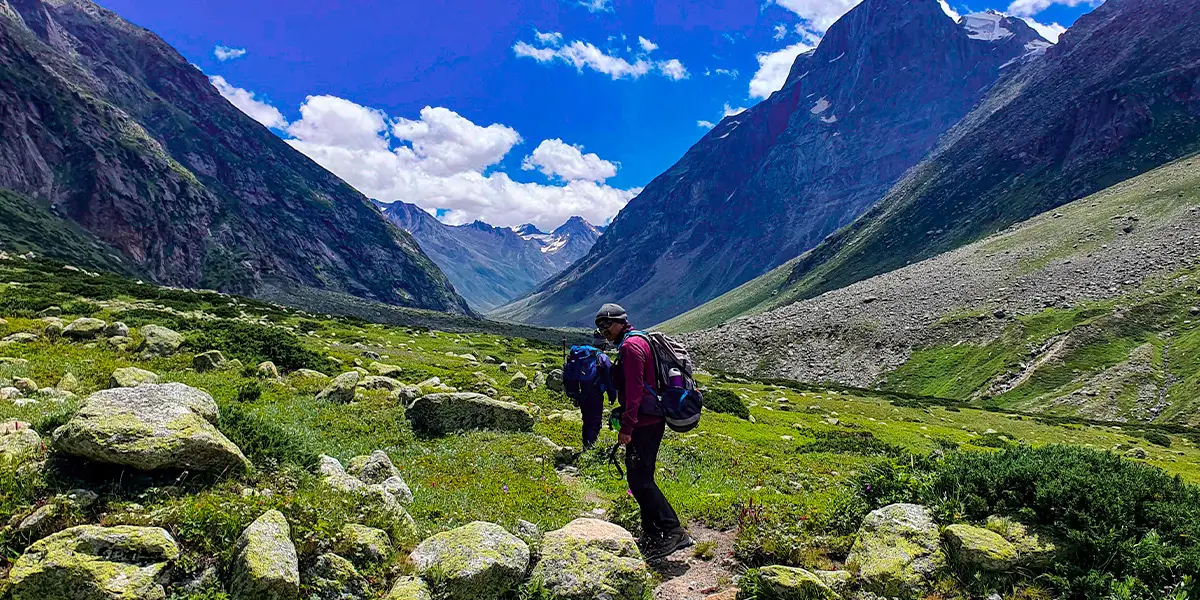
(595, 303, 693, 560)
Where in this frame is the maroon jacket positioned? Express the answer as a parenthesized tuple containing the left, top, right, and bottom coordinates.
(616, 326, 663, 436)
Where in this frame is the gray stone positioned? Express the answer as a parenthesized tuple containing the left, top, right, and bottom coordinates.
(230, 510, 299, 600)
(406, 393, 535, 436)
(752, 566, 839, 600)
(257, 361, 280, 379)
(547, 369, 564, 392)
(109, 367, 159, 388)
(139, 325, 183, 357)
(193, 350, 229, 373)
(508, 372, 529, 390)
(389, 384, 422, 404)
(307, 553, 369, 600)
(846, 503, 945, 598)
(0, 421, 43, 465)
(14, 377, 38, 394)
(104, 322, 130, 338)
(530, 518, 650, 600)
(369, 362, 403, 377)
(317, 372, 360, 403)
(63, 318, 107, 340)
(0, 386, 21, 400)
(2, 332, 38, 344)
(360, 375, 403, 391)
(385, 576, 433, 600)
(336, 524, 392, 566)
(56, 372, 80, 392)
(52, 383, 250, 473)
(410, 521, 529, 600)
(7, 525, 179, 600)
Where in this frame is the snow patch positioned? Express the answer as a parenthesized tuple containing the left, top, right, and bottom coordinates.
(961, 11, 1014, 41)
(828, 52, 845, 63)
(810, 97, 831, 115)
(821, 114, 838, 123)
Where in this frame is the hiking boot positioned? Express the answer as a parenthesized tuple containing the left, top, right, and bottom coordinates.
(644, 528, 693, 560)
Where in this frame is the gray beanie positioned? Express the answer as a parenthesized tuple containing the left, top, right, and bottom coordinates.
(595, 303, 628, 324)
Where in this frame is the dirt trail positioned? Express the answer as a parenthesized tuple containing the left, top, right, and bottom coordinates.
(653, 525, 740, 600)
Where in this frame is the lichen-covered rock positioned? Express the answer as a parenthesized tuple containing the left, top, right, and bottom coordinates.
(2, 332, 39, 344)
(508, 372, 529, 390)
(410, 521, 529, 600)
(317, 372, 360, 402)
(385, 577, 433, 600)
(846, 503, 945, 598)
(547, 369, 564, 392)
(390, 384, 422, 404)
(45, 322, 64, 339)
(193, 350, 229, 373)
(318, 455, 368, 493)
(52, 383, 249, 473)
(349, 450, 400, 483)
(0, 356, 30, 369)
(318, 456, 416, 532)
(360, 376, 403, 391)
(984, 516, 1057, 567)
(943, 524, 1018, 571)
(230, 510, 300, 600)
(139, 325, 183, 357)
(57, 372, 80, 392)
(814, 570, 853, 596)
(744, 566, 838, 600)
(336, 524, 392, 565)
(0, 386, 21, 400)
(104, 322, 130, 338)
(307, 553, 370, 600)
(533, 371, 547, 389)
(369, 362, 404, 377)
(294, 369, 329, 380)
(407, 393, 535, 436)
(7, 525, 180, 600)
(14, 377, 38, 394)
(63, 318, 107, 340)
(1, 421, 44, 464)
(110, 367, 159, 388)
(257, 361, 280, 379)
(530, 518, 650, 600)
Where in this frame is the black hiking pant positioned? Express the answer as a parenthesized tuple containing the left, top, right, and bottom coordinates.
(626, 420, 680, 538)
(579, 391, 604, 449)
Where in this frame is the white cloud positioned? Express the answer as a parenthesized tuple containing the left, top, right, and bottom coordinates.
(697, 120, 717, 129)
(522, 139, 617, 182)
(638, 36, 658, 52)
(749, 41, 815, 99)
(535, 30, 564, 46)
(1026, 18, 1067, 42)
(281, 95, 638, 229)
(938, 0, 962, 21)
(1006, 0, 1100, 17)
(209, 76, 288, 129)
(772, 0, 863, 32)
(571, 0, 613, 13)
(708, 68, 739, 78)
(213, 45, 247, 61)
(773, 24, 788, 40)
(513, 35, 688, 81)
(723, 103, 746, 117)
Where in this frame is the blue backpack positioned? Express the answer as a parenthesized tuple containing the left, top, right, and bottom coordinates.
(562, 345, 613, 404)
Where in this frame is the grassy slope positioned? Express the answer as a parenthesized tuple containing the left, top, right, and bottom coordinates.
(2, 259, 1199, 598)
(0, 189, 136, 277)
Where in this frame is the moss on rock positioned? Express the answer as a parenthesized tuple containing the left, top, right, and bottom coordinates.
(229, 510, 300, 600)
(7, 524, 179, 600)
(530, 518, 651, 600)
(846, 503, 945, 598)
(406, 392, 534, 436)
(409, 521, 529, 600)
(943, 524, 1018, 571)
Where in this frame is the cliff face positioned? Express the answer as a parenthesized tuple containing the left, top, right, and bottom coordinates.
(0, 0, 470, 314)
(494, 0, 1046, 327)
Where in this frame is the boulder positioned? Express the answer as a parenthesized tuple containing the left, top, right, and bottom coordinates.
(104, 322, 130, 338)
(294, 369, 329, 380)
(109, 367, 159, 388)
(14, 377, 38, 394)
(534, 371, 547, 389)
(0, 421, 44, 464)
(7, 525, 179, 600)
(230, 510, 300, 600)
(317, 456, 415, 533)
(410, 521, 529, 600)
(0, 386, 21, 400)
(814, 570, 853, 595)
(747, 566, 838, 600)
(360, 375, 403, 391)
(319, 455, 368, 494)
(369, 362, 404, 377)
(138, 325, 183, 357)
(317, 372, 360, 403)
(348, 451, 412, 502)
(56, 372, 80, 392)
(389, 384, 422, 404)
(1124, 447, 1147, 459)
(943, 524, 1018, 571)
(52, 383, 250, 473)
(307, 553, 369, 600)
(385, 577, 433, 600)
(62, 318, 107, 340)
(15, 489, 100, 542)
(193, 350, 229, 372)
(257, 361, 280, 379)
(44, 322, 64, 339)
(547, 369, 564, 392)
(0, 356, 30, 369)
(530, 518, 650, 600)
(509, 372, 529, 390)
(336, 523, 392, 565)
(846, 503, 945, 598)
(38, 306, 62, 317)
(984, 516, 1057, 567)
(2, 332, 38, 344)
(406, 393, 535, 436)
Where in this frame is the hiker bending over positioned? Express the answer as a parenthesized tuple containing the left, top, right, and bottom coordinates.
(595, 303, 693, 560)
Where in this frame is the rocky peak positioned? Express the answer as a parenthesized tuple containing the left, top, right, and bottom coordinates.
(551, 217, 600, 239)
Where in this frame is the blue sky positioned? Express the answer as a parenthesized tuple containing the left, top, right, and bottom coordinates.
(100, 0, 1099, 229)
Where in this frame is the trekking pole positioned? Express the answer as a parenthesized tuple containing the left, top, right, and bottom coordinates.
(561, 335, 567, 364)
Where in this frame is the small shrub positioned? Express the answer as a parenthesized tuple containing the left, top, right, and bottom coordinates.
(1141, 431, 1172, 448)
(236, 382, 262, 403)
(796, 430, 903, 457)
(189, 320, 327, 372)
(220, 404, 321, 466)
(704, 388, 750, 420)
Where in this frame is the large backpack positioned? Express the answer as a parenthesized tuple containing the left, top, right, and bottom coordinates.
(624, 331, 704, 433)
(562, 345, 612, 404)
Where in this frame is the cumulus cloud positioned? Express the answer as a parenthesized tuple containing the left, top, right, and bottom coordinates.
(522, 139, 617, 182)
(749, 41, 815, 99)
(1006, 0, 1100, 17)
(1026, 18, 1067, 42)
(707, 68, 739, 78)
(697, 120, 717, 129)
(772, 0, 863, 32)
(723, 103, 746, 117)
(209, 76, 288, 129)
(573, 0, 613, 12)
(513, 34, 688, 81)
(279, 95, 637, 229)
(938, 0, 962, 21)
(213, 45, 247, 61)
(535, 30, 564, 46)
